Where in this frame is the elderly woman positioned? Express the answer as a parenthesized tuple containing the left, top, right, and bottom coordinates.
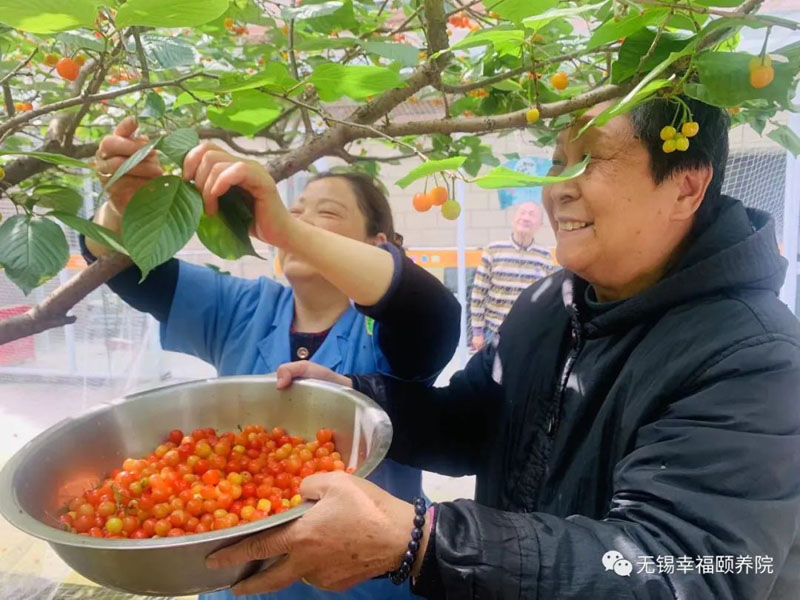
(208, 97, 800, 600)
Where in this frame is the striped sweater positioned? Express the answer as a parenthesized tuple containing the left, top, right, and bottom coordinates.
(470, 238, 557, 335)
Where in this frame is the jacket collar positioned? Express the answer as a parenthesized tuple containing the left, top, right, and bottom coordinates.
(256, 290, 360, 372)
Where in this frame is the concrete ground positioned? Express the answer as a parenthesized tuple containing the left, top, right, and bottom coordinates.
(0, 355, 475, 599)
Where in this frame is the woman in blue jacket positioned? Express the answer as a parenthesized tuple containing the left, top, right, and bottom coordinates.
(85, 118, 461, 600)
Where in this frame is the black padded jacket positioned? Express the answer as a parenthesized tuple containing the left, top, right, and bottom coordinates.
(354, 196, 800, 599)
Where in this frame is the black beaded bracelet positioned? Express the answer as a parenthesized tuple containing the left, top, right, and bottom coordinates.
(388, 496, 427, 585)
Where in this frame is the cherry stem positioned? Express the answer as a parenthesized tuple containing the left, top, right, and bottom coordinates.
(759, 27, 771, 63)
(670, 101, 682, 127)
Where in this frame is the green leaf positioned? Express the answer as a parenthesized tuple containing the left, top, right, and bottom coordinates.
(490, 79, 522, 92)
(295, 36, 356, 51)
(0, 151, 89, 169)
(359, 41, 419, 68)
(0, 136, 30, 152)
(689, 52, 798, 109)
(522, 3, 604, 30)
(121, 176, 203, 279)
(491, 0, 557, 24)
(141, 92, 166, 119)
(767, 125, 800, 158)
(215, 64, 297, 94)
(309, 63, 405, 102)
(116, 0, 230, 28)
(158, 128, 199, 167)
(474, 155, 590, 189)
(396, 157, 466, 189)
(303, 0, 358, 33)
(207, 90, 281, 136)
(229, 0, 273, 24)
(447, 27, 524, 53)
(577, 37, 698, 138)
(698, 16, 762, 37)
(56, 31, 105, 52)
(775, 41, 800, 62)
(49, 211, 128, 254)
(716, 31, 740, 52)
(103, 137, 162, 193)
(173, 90, 215, 108)
(281, 1, 343, 20)
(696, 14, 793, 38)
(576, 78, 673, 138)
(461, 143, 499, 177)
(612, 29, 694, 83)
(666, 12, 708, 31)
(449, 96, 479, 117)
(31, 185, 83, 213)
(588, 9, 669, 50)
(197, 188, 259, 260)
(140, 34, 197, 69)
(0, 215, 68, 294)
(0, 0, 99, 33)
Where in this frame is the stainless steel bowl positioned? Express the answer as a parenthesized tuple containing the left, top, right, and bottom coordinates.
(0, 375, 392, 596)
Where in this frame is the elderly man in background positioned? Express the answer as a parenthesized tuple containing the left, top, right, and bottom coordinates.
(470, 201, 557, 351)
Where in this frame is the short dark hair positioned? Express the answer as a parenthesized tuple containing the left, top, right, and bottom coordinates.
(308, 171, 400, 247)
(629, 96, 730, 226)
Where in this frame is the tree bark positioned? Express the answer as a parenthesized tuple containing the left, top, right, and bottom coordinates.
(0, 253, 133, 346)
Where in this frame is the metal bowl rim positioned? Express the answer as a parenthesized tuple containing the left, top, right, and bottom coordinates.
(0, 375, 392, 550)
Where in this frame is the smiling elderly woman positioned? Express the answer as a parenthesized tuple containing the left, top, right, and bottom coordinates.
(208, 97, 800, 600)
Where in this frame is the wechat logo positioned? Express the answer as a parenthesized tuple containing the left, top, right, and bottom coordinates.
(602, 550, 633, 577)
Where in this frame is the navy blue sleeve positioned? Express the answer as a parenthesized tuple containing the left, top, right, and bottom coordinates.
(356, 243, 461, 381)
(351, 345, 501, 475)
(79, 234, 177, 323)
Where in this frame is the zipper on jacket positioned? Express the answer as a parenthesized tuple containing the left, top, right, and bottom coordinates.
(547, 326, 583, 438)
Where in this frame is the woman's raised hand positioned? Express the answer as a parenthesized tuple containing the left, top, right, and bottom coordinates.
(182, 142, 291, 247)
(96, 117, 164, 214)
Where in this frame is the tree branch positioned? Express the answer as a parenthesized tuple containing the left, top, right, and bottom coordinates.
(0, 72, 213, 139)
(62, 53, 118, 148)
(387, 5, 425, 36)
(453, 0, 493, 27)
(0, 47, 38, 87)
(377, 83, 632, 137)
(267, 0, 453, 181)
(266, 69, 436, 180)
(639, 0, 784, 24)
(213, 130, 289, 156)
(0, 253, 132, 346)
(1, 142, 98, 189)
(342, 149, 434, 163)
(375, 0, 391, 18)
(1, 126, 271, 190)
(424, 0, 450, 59)
(638, 16, 670, 78)
(2, 83, 14, 118)
(133, 28, 151, 83)
(288, 19, 314, 138)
